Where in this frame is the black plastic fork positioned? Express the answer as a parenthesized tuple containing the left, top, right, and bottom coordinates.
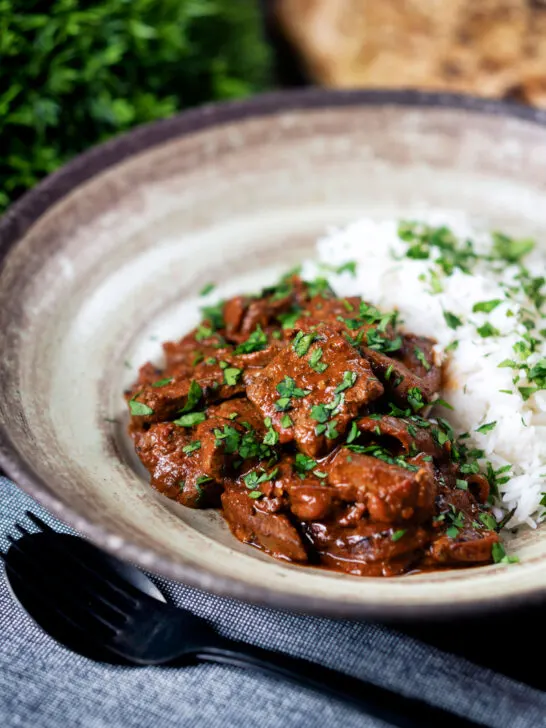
(1, 512, 484, 728)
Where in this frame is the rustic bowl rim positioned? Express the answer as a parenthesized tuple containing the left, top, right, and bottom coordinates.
(2, 88, 546, 620)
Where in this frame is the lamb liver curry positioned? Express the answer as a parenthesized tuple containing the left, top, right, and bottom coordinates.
(126, 273, 499, 576)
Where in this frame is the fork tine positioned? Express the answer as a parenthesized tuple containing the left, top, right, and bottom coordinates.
(25, 511, 55, 533)
(8, 564, 122, 638)
(16, 527, 141, 610)
(6, 536, 131, 626)
(26, 529, 142, 608)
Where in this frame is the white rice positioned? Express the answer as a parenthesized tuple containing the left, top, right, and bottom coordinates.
(302, 216, 546, 529)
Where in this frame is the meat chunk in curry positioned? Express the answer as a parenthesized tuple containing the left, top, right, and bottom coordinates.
(126, 273, 502, 577)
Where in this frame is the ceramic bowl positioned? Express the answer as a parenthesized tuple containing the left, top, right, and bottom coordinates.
(1, 89, 546, 618)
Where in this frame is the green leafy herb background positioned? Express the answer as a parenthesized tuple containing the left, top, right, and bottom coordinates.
(0, 0, 271, 212)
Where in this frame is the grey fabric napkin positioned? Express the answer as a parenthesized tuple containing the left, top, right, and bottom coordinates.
(1, 475, 544, 728)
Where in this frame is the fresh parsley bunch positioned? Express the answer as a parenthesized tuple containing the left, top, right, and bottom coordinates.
(0, 0, 270, 212)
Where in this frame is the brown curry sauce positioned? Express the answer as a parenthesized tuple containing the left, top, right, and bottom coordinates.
(126, 274, 499, 577)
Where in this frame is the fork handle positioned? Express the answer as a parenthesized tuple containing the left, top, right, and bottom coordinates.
(197, 643, 481, 728)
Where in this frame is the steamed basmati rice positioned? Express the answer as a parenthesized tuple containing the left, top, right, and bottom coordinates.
(302, 217, 546, 529)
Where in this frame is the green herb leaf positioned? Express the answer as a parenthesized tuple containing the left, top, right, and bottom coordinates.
(325, 420, 339, 439)
(443, 311, 463, 329)
(413, 347, 431, 371)
(199, 282, 216, 296)
(182, 441, 201, 455)
(310, 404, 330, 423)
(346, 420, 359, 444)
(281, 414, 293, 428)
(278, 309, 301, 329)
(476, 421, 497, 435)
(519, 386, 538, 401)
(196, 475, 213, 486)
(234, 325, 268, 354)
(293, 331, 318, 357)
(472, 299, 503, 313)
(446, 526, 459, 538)
(391, 529, 407, 542)
(223, 367, 242, 387)
(174, 411, 206, 427)
(407, 387, 425, 412)
(129, 397, 154, 416)
(477, 322, 501, 338)
(479, 512, 498, 530)
(455, 479, 468, 490)
(335, 261, 357, 276)
(151, 377, 173, 388)
(294, 453, 317, 476)
(180, 380, 203, 413)
(263, 424, 279, 446)
(492, 232, 535, 263)
(334, 370, 357, 394)
(309, 347, 328, 373)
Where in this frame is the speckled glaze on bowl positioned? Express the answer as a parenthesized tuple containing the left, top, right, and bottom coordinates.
(1, 90, 546, 619)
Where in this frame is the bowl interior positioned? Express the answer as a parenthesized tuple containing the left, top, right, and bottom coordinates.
(1, 95, 546, 616)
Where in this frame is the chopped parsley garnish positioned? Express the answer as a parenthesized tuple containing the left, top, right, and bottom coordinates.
(479, 512, 498, 531)
(274, 376, 311, 410)
(475, 421, 497, 435)
(192, 352, 205, 366)
(407, 387, 425, 412)
(491, 541, 520, 564)
(234, 325, 268, 354)
(128, 394, 154, 416)
(476, 322, 500, 338)
(196, 475, 213, 486)
(455, 479, 468, 490)
(443, 311, 463, 330)
(174, 411, 206, 427)
(434, 398, 454, 411)
(414, 347, 431, 371)
(293, 331, 318, 357)
(200, 301, 224, 330)
(195, 324, 214, 342)
(223, 367, 242, 386)
(281, 414, 293, 428)
(366, 329, 402, 353)
(294, 453, 317, 476)
(243, 467, 278, 489)
(180, 380, 203, 413)
(325, 420, 339, 439)
(309, 347, 328, 373)
(446, 526, 459, 539)
(346, 420, 359, 444)
(335, 260, 357, 276)
(151, 377, 173, 388)
(213, 425, 240, 454)
(310, 404, 330, 424)
(199, 282, 215, 296)
(391, 529, 407, 542)
(278, 308, 301, 329)
(472, 299, 502, 314)
(346, 443, 419, 472)
(263, 421, 279, 446)
(491, 232, 534, 263)
(335, 370, 357, 393)
(182, 441, 201, 455)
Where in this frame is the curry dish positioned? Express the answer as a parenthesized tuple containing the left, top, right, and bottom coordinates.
(126, 273, 500, 576)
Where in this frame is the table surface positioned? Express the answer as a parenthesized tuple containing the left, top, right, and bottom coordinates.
(1, 476, 545, 728)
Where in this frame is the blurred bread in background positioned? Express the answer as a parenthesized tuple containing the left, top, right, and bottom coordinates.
(275, 0, 546, 107)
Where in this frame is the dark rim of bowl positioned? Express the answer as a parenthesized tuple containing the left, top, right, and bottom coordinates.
(2, 88, 546, 620)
